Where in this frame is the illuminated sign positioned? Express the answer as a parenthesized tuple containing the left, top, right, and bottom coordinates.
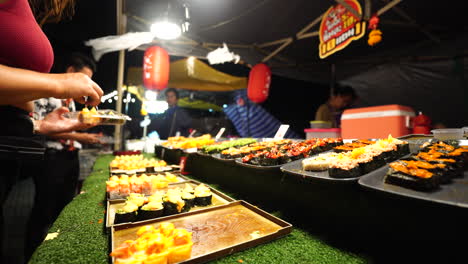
(319, 0, 366, 59)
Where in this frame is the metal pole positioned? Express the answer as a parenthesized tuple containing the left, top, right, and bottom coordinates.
(114, 0, 126, 150)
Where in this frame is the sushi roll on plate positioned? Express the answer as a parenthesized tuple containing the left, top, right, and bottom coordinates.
(114, 201, 138, 224)
(138, 200, 164, 221)
(162, 189, 186, 215)
(328, 155, 362, 178)
(384, 160, 440, 191)
(194, 184, 212, 206)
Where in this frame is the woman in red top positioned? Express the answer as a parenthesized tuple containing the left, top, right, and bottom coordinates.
(0, 0, 103, 136)
(0, 0, 103, 261)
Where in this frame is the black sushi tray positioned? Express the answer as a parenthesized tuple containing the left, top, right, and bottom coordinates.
(210, 153, 237, 164)
(110, 200, 292, 264)
(106, 180, 236, 227)
(234, 158, 286, 171)
(358, 163, 468, 208)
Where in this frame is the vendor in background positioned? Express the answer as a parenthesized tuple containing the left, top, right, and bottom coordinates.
(24, 52, 104, 260)
(315, 85, 357, 128)
(149, 88, 192, 139)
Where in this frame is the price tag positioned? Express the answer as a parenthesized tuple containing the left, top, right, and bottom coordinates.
(273, 124, 289, 139)
(215, 127, 226, 141)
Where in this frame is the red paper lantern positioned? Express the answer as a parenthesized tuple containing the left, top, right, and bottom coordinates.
(143, 46, 170, 90)
(247, 63, 271, 103)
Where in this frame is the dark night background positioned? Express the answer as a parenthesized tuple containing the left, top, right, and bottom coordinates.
(42, 0, 331, 139)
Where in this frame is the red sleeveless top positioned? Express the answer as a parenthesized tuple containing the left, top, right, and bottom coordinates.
(0, 0, 53, 73)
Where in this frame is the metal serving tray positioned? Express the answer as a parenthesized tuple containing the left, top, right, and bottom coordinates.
(358, 165, 468, 208)
(106, 180, 235, 227)
(110, 200, 292, 264)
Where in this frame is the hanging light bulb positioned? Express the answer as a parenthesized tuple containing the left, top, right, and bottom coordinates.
(150, 1, 190, 40)
(151, 21, 181, 40)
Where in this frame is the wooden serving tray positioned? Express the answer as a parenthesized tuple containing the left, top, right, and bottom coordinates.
(106, 180, 235, 227)
(110, 200, 292, 264)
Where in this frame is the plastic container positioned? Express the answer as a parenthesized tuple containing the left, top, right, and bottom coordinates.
(304, 128, 341, 139)
(310, 120, 332, 129)
(64, 109, 131, 125)
(341, 104, 415, 139)
(431, 128, 464, 140)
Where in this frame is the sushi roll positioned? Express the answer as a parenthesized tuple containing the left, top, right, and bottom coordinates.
(106, 180, 120, 199)
(163, 189, 186, 215)
(302, 153, 337, 171)
(182, 183, 194, 194)
(258, 151, 285, 166)
(165, 172, 179, 183)
(399, 159, 452, 184)
(328, 155, 361, 178)
(194, 184, 212, 206)
(127, 193, 147, 207)
(416, 152, 463, 177)
(181, 191, 195, 209)
(114, 201, 138, 224)
(138, 200, 164, 221)
(384, 161, 440, 191)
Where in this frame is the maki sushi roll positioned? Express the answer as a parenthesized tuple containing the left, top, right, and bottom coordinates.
(163, 189, 187, 215)
(138, 200, 164, 221)
(194, 184, 212, 206)
(114, 201, 138, 224)
(399, 159, 452, 184)
(302, 152, 338, 171)
(181, 191, 195, 209)
(106, 180, 120, 199)
(384, 160, 440, 191)
(415, 152, 463, 177)
(328, 155, 361, 178)
(127, 193, 147, 207)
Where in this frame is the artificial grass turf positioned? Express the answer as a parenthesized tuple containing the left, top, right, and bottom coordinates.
(29, 154, 367, 264)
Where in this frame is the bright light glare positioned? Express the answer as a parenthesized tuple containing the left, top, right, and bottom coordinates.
(145, 90, 158, 101)
(151, 21, 182, 40)
(145, 100, 168, 114)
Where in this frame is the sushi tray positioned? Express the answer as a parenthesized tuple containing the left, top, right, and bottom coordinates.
(280, 137, 412, 183)
(109, 165, 177, 175)
(359, 141, 468, 208)
(210, 153, 236, 163)
(106, 180, 235, 227)
(64, 108, 131, 125)
(110, 200, 292, 264)
(235, 158, 285, 171)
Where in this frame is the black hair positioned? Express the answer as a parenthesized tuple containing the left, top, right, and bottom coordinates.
(333, 85, 357, 99)
(65, 52, 97, 73)
(165, 88, 179, 99)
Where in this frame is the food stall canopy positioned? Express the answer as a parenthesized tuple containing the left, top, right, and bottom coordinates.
(126, 57, 247, 91)
(124, 0, 468, 83)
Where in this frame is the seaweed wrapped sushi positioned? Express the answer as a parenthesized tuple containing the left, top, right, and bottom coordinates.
(114, 201, 139, 224)
(194, 184, 212, 206)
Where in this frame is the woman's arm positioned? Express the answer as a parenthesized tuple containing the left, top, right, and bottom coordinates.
(48, 132, 103, 144)
(0, 64, 103, 106)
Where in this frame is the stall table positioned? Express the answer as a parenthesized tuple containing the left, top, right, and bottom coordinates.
(28, 154, 367, 264)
